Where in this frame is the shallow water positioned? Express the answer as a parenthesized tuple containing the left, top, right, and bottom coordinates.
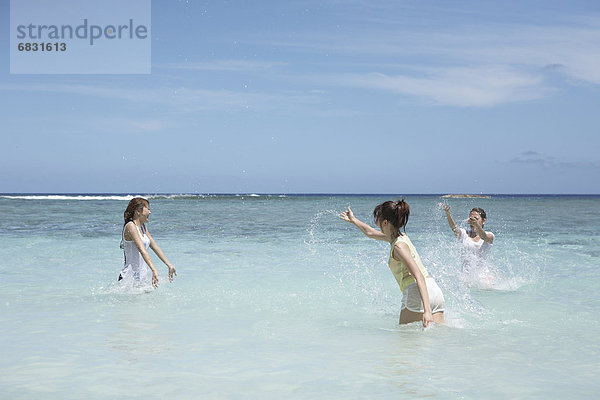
(1, 194, 599, 399)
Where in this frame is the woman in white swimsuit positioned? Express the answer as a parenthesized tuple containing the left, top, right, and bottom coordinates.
(443, 204, 494, 273)
(341, 199, 445, 327)
(118, 197, 177, 288)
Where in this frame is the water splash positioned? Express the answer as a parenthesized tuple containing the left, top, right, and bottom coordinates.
(302, 202, 547, 328)
(304, 209, 398, 316)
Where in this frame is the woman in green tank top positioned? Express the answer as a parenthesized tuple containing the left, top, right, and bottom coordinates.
(340, 199, 445, 327)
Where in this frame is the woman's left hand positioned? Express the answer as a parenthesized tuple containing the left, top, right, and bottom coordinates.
(422, 310, 433, 328)
(168, 265, 177, 282)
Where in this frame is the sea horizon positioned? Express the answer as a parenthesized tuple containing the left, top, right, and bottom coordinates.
(2, 192, 600, 197)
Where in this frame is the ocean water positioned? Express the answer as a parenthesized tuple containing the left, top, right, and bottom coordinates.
(0, 194, 599, 399)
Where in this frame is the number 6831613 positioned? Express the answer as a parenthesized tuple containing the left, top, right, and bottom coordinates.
(18, 42, 67, 52)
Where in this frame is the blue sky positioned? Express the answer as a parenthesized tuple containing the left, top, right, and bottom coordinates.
(1, 0, 599, 194)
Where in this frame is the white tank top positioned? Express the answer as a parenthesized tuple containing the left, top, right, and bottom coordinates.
(458, 228, 492, 255)
(120, 222, 151, 281)
(458, 228, 492, 273)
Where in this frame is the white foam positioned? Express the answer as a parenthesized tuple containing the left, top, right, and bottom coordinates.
(0, 194, 141, 201)
(0, 194, 216, 201)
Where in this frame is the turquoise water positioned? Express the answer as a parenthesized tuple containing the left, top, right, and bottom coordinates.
(0, 194, 599, 399)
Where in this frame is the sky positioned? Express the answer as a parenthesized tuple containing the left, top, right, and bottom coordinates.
(1, 0, 600, 194)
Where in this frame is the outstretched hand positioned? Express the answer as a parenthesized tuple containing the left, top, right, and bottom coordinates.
(442, 203, 451, 213)
(152, 271, 159, 288)
(339, 207, 355, 223)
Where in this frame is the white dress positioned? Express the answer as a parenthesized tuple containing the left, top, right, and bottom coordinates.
(458, 228, 492, 255)
(458, 228, 492, 273)
(119, 222, 151, 282)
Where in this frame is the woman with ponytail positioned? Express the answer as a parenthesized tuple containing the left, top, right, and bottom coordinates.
(340, 199, 444, 327)
(118, 197, 177, 288)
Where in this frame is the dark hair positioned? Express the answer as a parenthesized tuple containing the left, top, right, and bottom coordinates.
(123, 197, 149, 227)
(373, 198, 410, 235)
(471, 207, 486, 220)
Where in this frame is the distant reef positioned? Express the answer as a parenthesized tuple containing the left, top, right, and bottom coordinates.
(441, 194, 491, 199)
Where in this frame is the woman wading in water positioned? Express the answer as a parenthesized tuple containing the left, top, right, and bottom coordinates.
(340, 200, 445, 327)
(443, 204, 496, 286)
(118, 197, 177, 288)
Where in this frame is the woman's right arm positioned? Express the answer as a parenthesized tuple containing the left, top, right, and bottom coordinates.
(443, 204, 461, 239)
(394, 242, 433, 328)
(125, 222, 160, 288)
(339, 207, 387, 241)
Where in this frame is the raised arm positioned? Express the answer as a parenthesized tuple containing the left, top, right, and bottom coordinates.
(125, 222, 160, 288)
(146, 229, 177, 282)
(339, 207, 387, 241)
(393, 242, 433, 327)
(443, 204, 461, 239)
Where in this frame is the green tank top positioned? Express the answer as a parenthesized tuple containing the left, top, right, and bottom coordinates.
(388, 234, 430, 292)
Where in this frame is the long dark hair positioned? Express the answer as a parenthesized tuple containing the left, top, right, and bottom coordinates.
(123, 197, 149, 227)
(373, 198, 410, 235)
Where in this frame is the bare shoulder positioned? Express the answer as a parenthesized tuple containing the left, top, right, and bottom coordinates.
(393, 240, 410, 260)
(394, 240, 409, 250)
(124, 221, 137, 232)
(124, 221, 137, 240)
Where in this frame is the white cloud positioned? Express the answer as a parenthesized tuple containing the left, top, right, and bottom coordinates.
(443, 22, 600, 85)
(0, 84, 326, 113)
(82, 117, 167, 135)
(0, 83, 163, 103)
(5, 17, 600, 109)
(332, 67, 548, 107)
(241, 16, 600, 106)
(128, 120, 164, 133)
(161, 60, 288, 72)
